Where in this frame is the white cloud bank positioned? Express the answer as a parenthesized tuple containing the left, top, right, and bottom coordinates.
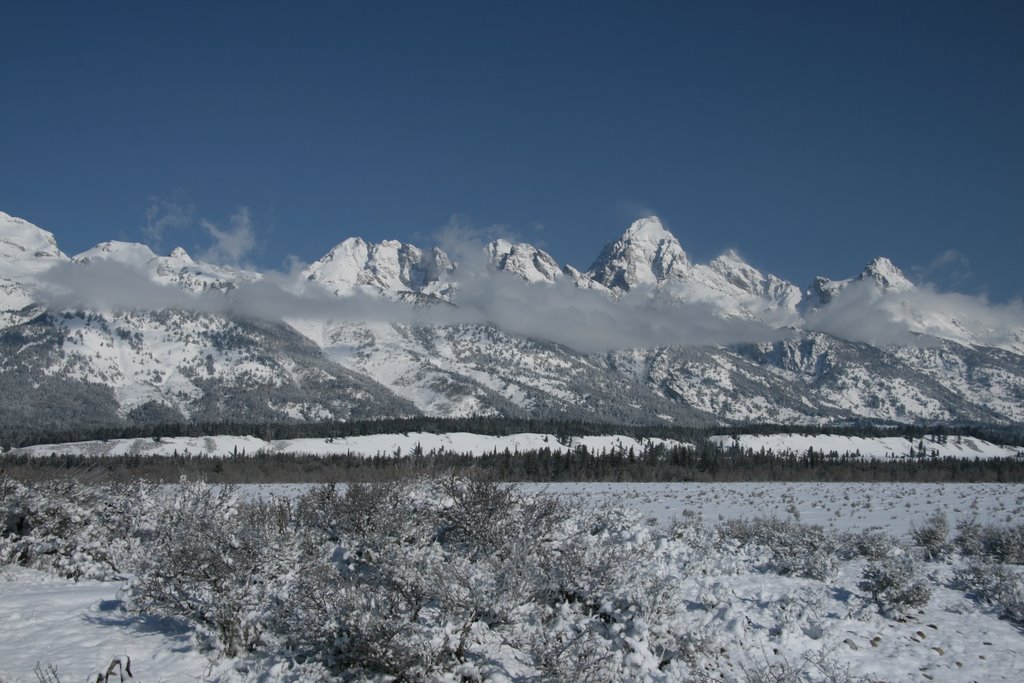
(24, 218, 1024, 355)
(33, 257, 792, 353)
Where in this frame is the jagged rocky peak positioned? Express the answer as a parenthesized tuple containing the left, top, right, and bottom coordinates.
(74, 240, 159, 267)
(709, 249, 802, 307)
(0, 211, 66, 262)
(169, 246, 193, 262)
(587, 216, 690, 291)
(800, 256, 913, 313)
(486, 239, 563, 284)
(304, 235, 454, 296)
(857, 256, 913, 292)
(801, 276, 844, 311)
(709, 249, 764, 289)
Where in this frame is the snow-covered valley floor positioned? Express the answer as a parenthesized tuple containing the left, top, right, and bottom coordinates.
(9, 432, 1018, 461)
(244, 481, 1024, 537)
(2, 481, 1023, 681)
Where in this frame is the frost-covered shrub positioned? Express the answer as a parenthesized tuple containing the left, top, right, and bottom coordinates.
(953, 518, 1024, 563)
(954, 560, 1024, 623)
(838, 527, 896, 561)
(718, 517, 837, 580)
(293, 482, 346, 541)
(954, 517, 985, 557)
(278, 478, 701, 681)
(860, 553, 932, 618)
(518, 613, 615, 683)
(740, 646, 861, 683)
(127, 479, 294, 657)
(987, 525, 1024, 564)
(911, 512, 950, 561)
(282, 478, 562, 678)
(0, 476, 155, 580)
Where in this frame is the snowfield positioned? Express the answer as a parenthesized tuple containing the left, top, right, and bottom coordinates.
(710, 433, 1022, 460)
(2, 480, 1024, 681)
(8, 432, 689, 458)
(9, 431, 1021, 462)
(0, 565, 212, 683)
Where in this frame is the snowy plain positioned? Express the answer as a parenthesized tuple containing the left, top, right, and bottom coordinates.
(9, 432, 688, 459)
(710, 433, 1022, 461)
(3, 481, 1024, 681)
(9, 432, 1021, 462)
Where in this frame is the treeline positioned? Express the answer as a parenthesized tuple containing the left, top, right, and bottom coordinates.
(4, 443, 1024, 484)
(715, 422, 1024, 448)
(3, 415, 1023, 451)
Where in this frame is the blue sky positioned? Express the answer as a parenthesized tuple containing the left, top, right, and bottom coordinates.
(1, 1, 1021, 299)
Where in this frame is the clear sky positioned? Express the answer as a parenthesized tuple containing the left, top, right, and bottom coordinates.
(1, 1, 1021, 299)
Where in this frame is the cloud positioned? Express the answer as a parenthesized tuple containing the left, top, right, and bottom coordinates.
(805, 277, 1024, 349)
(433, 214, 519, 272)
(40, 260, 201, 312)
(31, 251, 791, 353)
(28, 236, 1023, 355)
(201, 207, 257, 265)
(912, 249, 973, 289)
(142, 194, 194, 248)
(442, 269, 789, 352)
(803, 279, 928, 347)
(35, 258, 418, 325)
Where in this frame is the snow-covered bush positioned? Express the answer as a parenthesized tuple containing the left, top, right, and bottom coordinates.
(954, 518, 1024, 563)
(278, 478, 705, 681)
(282, 479, 547, 678)
(127, 479, 294, 657)
(837, 527, 895, 561)
(986, 525, 1024, 564)
(860, 552, 932, 618)
(954, 560, 1024, 623)
(718, 517, 837, 580)
(954, 517, 985, 556)
(910, 512, 950, 561)
(527, 504, 690, 679)
(0, 476, 155, 580)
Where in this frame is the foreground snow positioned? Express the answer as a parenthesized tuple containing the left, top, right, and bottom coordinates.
(0, 566, 213, 682)
(2, 481, 1024, 681)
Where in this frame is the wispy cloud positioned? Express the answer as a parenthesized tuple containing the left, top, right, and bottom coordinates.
(142, 194, 194, 249)
(433, 214, 516, 268)
(200, 207, 257, 265)
(912, 249, 973, 290)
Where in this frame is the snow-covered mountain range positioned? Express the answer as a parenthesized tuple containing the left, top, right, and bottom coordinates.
(2, 208, 1023, 431)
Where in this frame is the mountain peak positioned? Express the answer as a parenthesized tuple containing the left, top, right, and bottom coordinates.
(622, 216, 673, 244)
(587, 216, 689, 291)
(74, 241, 159, 268)
(304, 235, 454, 297)
(486, 239, 562, 284)
(709, 249, 763, 290)
(710, 248, 749, 270)
(858, 257, 913, 291)
(0, 211, 66, 262)
(169, 246, 193, 262)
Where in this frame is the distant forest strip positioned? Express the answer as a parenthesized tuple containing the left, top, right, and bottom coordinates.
(2, 415, 1024, 450)
(4, 444, 1024, 484)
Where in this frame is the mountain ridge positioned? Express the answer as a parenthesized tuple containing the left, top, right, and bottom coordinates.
(1, 209, 1022, 430)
